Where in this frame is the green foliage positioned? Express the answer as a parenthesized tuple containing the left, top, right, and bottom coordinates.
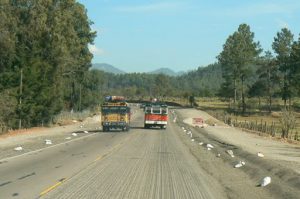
(81, 62, 223, 104)
(272, 28, 294, 106)
(0, 89, 18, 127)
(249, 51, 281, 112)
(178, 63, 223, 96)
(290, 35, 300, 95)
(0, 0, 95, 129)
(218, 23, 262, 113)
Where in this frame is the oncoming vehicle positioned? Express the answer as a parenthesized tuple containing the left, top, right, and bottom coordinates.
(144, 103, 168, 129)
(101, 96, 131, 132)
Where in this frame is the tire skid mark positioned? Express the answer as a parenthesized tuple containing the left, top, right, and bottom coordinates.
(18, 172, 36, 180)
(0, 181, 12, 187)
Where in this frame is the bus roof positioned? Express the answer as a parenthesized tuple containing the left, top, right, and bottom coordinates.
(102, 102, 128, 106)
(144, 102, 167, 107)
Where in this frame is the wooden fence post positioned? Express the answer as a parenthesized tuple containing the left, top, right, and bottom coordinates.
(255, 120, 258, 131)
(264, 121, 267, 133)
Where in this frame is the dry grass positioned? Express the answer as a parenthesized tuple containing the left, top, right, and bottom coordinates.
(0, 127, 47, 140)
(195, 97, 300, 140)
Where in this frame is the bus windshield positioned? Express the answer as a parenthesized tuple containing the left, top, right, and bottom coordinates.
(102, 106, 128, 114)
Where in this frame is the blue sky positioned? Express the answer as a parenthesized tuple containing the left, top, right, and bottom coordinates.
(79, 0, 300, 73)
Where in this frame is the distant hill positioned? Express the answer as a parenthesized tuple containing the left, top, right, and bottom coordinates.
(177, 63, 224, 96)
(91, 64, 186, 76)
(91, 63, 125, 74)
(149, 68, 183, 76)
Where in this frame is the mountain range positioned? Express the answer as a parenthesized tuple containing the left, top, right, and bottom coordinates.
(91, 63, 126, 74)
(149, 68, 185, 76)
(91, 63, 184, 76)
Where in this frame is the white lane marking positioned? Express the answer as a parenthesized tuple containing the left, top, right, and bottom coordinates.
(0, 133, 97, 162)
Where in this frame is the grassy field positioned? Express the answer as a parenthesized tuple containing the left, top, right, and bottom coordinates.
(196, 97, 300, 141)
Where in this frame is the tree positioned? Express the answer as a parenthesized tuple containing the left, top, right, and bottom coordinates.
(153, 74, 170, 98)
(254, 51, 280, 112)
(280, 109, 296, 139)
(290, 34, 300, 95)
(272, 28, 294, 108)
(218, 24, 262, 113)
(248, 80, 266, 109)
(189, 95, 195, 107)
(0, 0, 96, 129)
(0, 0, 16, 74)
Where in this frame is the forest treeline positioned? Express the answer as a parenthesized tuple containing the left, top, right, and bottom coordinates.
(81, 62, 223, 108)
(218, 24, 300, 113)
(0, 0, 95, 129)
(0, 1, 300, 131)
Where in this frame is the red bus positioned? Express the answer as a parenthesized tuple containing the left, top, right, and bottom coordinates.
(144, 103, 168, 129)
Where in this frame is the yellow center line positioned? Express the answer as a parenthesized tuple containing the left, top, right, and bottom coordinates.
(93, 134, 133, 163)
(39, 134, 134, 197)
(94, 155, 103, 161)
(40, 178, 66, 197)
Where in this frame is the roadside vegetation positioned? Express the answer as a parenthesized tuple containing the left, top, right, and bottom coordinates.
(0, 0, 96, 131)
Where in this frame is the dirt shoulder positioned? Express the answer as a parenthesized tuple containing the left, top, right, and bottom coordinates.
(173, 108, 300, 199)
(176, 108, 300, 173)
(0, 115, 102, 160)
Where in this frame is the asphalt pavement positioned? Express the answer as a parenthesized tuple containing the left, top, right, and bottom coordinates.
(0, 109, 224, 199)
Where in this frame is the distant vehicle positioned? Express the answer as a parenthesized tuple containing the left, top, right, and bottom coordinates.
(140, 103, 146, 109)
(101, 96, 131, 132)
(144, 102, 168, 129)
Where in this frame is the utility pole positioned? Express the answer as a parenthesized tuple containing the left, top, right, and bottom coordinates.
(19, 68, 23, 129)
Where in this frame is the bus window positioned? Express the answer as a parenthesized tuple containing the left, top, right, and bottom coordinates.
(152, 108, 161, 114)
(162, 108, 168, 114)
(145, 107, 151, 114)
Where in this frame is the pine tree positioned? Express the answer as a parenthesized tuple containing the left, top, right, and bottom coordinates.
(218, 24, 262, 113)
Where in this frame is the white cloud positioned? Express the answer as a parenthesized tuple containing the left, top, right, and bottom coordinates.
(88, 44, 105, 56)
(115, 2, 186, 13)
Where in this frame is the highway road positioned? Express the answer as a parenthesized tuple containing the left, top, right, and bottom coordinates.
(1, 107, 299, 199)
(0, 109, 224, 199)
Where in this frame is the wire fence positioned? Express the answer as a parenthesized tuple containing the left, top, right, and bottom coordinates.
(209, 112, 299, 141)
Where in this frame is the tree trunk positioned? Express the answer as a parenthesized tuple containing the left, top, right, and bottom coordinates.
(79, 83, 82, 112)
(283, 74, 288, 110)
(241, 77, 246, 114)
(234, 79, 237, 112)
(268, 69, 272, 113)
(284, 98, 287, 109)
(258, 97, 261, 112)
(269, 95, 272, 113)
(19, 68, 23, 129)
